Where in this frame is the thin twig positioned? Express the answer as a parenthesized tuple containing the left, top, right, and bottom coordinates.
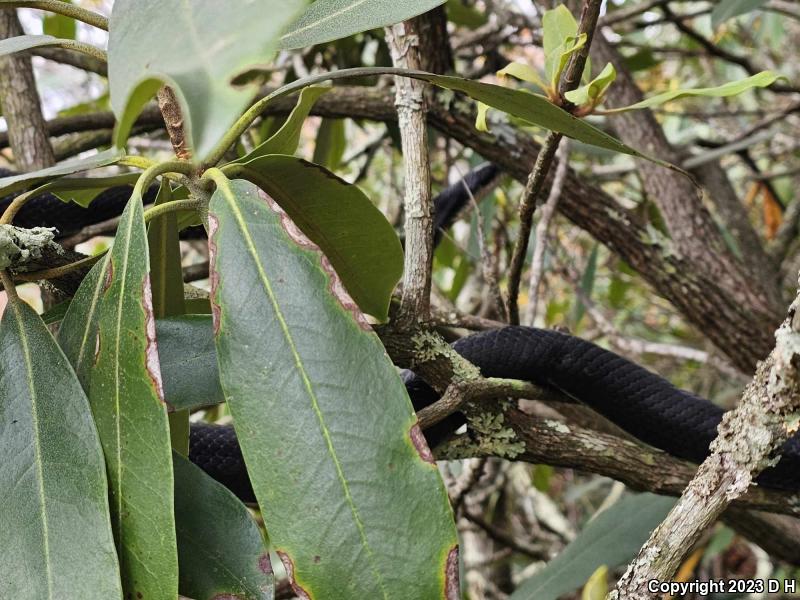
(524, 139, 571, 326)
(454, 163, 507, 321)
(506, 0, 603, 324)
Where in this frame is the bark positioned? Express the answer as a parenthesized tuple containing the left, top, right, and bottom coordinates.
(590, 34, 781, 318)
(611, 289, 800, 597)
(11, 85, 780, 372)
(0, 8, 55, 171)
(385, 17, 436, 324)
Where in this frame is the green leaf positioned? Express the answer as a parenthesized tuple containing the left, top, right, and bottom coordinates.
(605, 71, 783, 113)
(410, 72, 678, 169)
(57, 258, 107, 390)
(174, 452, 272, 600)
(239, 86, 330, 162)
(0, 147, 124, 198)
(0, 34, 67, 56)
(259, 66, 687, 170)
(209, 176, 458, 598)
(224, 155, 403, 320)
(497, 62, 548, 92)
(446, 0, 486, 29)
(312, 118, 347, 170)
(280, 0, 446, 49)
(156, 315, 225, 411)
(108, 0, 308, 159)
(40, 298, 70, 325)
(509, 494, 676, 600)
(90, 195, 178, 598)
(711, 0, 768, 28)
(147, 180, 185, 319)
(542, 4, 577, 84)
(50, 174, 141, 208)
(564, 62, 616, 107)
(572, 244, 598, 328)
(146, 180, 189, 454)
(0, 298, 122, 600)
(43, 4, 76, 40)
(551, 33, 586, 89)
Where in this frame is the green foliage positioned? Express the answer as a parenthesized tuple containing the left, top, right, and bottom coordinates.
(509, 494, 676, 600)
(279, 0, 447, 49)
(224, 155, 403, 320)
(0, 148, 123, 198)
(2, 1, 792, 596)
(174, 452, 273, 600)
(711, 0, 768, 29)
(88, 195, 178, 598)
(108, 0, 308, 159)
(312, 118, 347, 170)
(208, 177, 458, 598)
(42, 3, 76, 40)
(156, 316, 224, 411)
(604, 71, 784, 113)
(0, 299, 121, 600)
(237, 86, 331, 161)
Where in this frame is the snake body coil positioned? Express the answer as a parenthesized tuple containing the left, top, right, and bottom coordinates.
(3, 166, 798, 501)
(190, 327, 800, 502)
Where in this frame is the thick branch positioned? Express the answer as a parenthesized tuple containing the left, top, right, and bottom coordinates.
(0, 8, 55, 170)
(385, 18, 434, 324)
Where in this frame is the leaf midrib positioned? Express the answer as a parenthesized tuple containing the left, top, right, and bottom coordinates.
(110, 203, 137, 548)
(281, 0, 373, 41)
(12, 302, 55, 600)
(216, 180, 388, 598)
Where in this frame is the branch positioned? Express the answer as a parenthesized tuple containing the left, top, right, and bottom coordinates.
(385, 18, 434, 324)
(524, 139, 570, 326)
(506, 0, 603, 324)
(612, 283, 800, 596)
(0, 8, 55, 171)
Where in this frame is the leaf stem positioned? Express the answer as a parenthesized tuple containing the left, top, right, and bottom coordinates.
(15, 252, 102, 282)
(40, 39, 107, 63)
(0, 182, 49, 225)
(142, 198, 206, 223)
(202, 66, 417, 168)
(3, 1, 108, 30)
(0, 269, 18, 299)
(133, 159, 195, 200)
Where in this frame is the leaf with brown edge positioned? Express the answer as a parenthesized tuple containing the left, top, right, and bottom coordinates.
(209, 176, 458, 598)
(223, 155, 402, 320)
(90, 194, 178, 599)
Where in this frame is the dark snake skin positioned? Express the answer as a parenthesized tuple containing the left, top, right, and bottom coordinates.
(190, 327, 800, 502)
(5, 163, 797, 502)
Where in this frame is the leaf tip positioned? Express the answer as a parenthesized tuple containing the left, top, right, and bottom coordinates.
(258, 552, 273, 575)
(207, 213, 222, 336)
(277, 551, 311, 600)
(445, 545, 460, 600)
(409, 422, 435, 465)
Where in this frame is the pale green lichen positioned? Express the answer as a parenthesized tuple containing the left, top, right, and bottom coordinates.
(544, 419, 571, 434)
(467, 412, 525, 458)
(410, 329, 481, 380)
(0, 225, 57, 270)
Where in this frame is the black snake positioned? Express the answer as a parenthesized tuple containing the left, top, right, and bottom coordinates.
(2, 164, 798, 502)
